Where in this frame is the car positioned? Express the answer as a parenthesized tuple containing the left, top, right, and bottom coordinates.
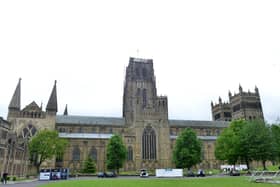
(186, 170, 195, 177)
(105, 171, 117, 177)
(140, 169, 149, 177)
(97, 172, 105, 178)
(229, 170, 240, 176)
(196, 169, 205, 177)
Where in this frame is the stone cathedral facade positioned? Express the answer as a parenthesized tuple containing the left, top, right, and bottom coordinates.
(1, 57, 263, 176)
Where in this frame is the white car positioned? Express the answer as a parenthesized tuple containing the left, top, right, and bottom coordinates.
(140, 169, 149, 177)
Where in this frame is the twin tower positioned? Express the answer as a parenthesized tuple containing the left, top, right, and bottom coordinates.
(211, 85, 264, 121)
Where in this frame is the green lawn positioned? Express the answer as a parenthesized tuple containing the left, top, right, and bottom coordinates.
(39, 177, 279, 187)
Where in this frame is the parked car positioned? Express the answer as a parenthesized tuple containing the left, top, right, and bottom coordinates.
(140, 169, 149, 177)
(186, 170, 195, 177)
(105, 171, 117, 177)
(97, 171, 117, 178)
(196, 169, 205, 177)
(229, 170, 240, 176)
(97, 172, 105, 178)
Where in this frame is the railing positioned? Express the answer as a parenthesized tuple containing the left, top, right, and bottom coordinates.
(250, 171, 280, 184)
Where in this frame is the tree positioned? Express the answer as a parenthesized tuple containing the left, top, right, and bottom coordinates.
(173, 128, 202, 170)
(28, 130, 68, 173)
(215, 119, 251, 169)
(239, 120, 273, 170)
(271, 124, 280, 163)
(82, 157, 96, 173)
(106, 134, 127, 173)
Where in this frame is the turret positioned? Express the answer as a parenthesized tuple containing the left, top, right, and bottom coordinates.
(63, 104, 68, 116)
(239, 84, 243, 93)
(255, 85, 259, 95)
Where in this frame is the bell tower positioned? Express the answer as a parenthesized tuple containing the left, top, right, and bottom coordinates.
(122, 57, 168, 124)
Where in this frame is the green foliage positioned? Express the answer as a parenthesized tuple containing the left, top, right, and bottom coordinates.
(106, 134, 127, 172)
(271, 124, 280, 162)
(215, 119, 247, 165)
(215, 119, 275, 170)
(172, 128, 202, 169)
(239, 120, 273, 170)
(82, 157, 96, 174)
(12, 176, 16, 181)
(39, 177, 275, 187)
(28, 130, 68, 173)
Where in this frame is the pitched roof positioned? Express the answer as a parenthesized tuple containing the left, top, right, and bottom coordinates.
(169, 119, 229, 128)
(9, 78, 21, 110)
(56, 115, 125, 126)
(46, 80, 57, 112)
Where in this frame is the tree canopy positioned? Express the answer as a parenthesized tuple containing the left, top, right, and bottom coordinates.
(106, 134, 127, 173)
(172, 128, 202, 170)
(28, 130, 68, 173)
(215, 119, 275, 170)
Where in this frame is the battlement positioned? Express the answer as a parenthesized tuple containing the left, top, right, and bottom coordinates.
(129, 57, 153, 64)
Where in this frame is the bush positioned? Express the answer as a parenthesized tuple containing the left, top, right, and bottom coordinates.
(12, 176, 16, 181)
(6, 176, 10, 181)
(82, 157, 96, 174)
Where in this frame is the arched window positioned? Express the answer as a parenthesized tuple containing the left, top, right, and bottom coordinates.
(127, 146, 133, 161)
(89, 147, 97, 161)
(22, 124, 37, 139)
(142, 126, 156, 160)
(72, 146, 80, 161)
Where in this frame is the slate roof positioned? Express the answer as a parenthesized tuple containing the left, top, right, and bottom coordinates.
(56, 115, 229, 128)
(169, 119, 229, 128)
(56, 115, 125, 126)
(59, 133, 113, 139)
(170, 135, 218, 141)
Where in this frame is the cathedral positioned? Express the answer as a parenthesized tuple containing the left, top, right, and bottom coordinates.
(0, 57, 264, 176)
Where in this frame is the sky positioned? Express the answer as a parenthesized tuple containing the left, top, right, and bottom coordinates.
(0, 0, 280, 123)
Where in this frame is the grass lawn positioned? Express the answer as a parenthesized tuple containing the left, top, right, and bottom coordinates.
(39, 177, 279, 187)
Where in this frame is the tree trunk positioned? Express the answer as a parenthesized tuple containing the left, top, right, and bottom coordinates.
(245, 159, 250, 170)
(262, 160, 266, 170)
(36, 164, 40, 174)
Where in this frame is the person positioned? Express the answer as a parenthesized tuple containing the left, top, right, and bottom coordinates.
(2, 173, 8, 184)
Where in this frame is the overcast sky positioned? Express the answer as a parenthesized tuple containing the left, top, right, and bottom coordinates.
(0, 0, 280, 123)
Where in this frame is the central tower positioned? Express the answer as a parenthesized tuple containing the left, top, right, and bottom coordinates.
(122, 57, 170, 170)
(122, 57, 168, 124)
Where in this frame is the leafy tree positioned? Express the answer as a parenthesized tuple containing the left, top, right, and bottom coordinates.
(239, 120, 273, 170)
(173, 128, 202, 170)
(106, 134, 127, 173)
(28, 130, 68, 173)
(82, 157, 96, 173)
(271, 124, 280, 163)
(215, 119, 246, 166)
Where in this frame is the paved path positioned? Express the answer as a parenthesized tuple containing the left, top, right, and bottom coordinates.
(3, 180, 51, 187)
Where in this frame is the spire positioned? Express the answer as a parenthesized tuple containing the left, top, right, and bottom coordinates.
(219, 96, 222, 104)
(211, 101, 214, 108)
(228, 90, 232, 97)
(46, 80, 57, 113)
(239, 84, 243, 93)
(63, 104, 68, 115)
(9, 78, 21, 110)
